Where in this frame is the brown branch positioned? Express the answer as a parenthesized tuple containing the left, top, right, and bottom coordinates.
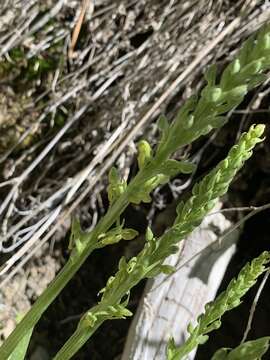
(68, 0, 93, 59)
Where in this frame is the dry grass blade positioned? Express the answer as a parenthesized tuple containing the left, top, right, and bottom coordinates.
(68, 0, 93, 59)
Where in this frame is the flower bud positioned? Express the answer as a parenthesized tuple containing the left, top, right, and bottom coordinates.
(203, 86, 222, 103)
(262, 33, 270, 50)
(241, 60, 262, 76)
(226, 85, 248, 99)
(231, 59, 241, 74)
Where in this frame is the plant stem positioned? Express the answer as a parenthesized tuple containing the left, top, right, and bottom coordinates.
(53, 284, 134, 360)
(53, 318, 102, 360)
(54, 322, 101, 360)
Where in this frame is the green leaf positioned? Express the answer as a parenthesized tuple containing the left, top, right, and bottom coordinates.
(160, 265, 176, 275)
(129, 174, 169, 204)
(107, 167, 127, 205)
(8, 327, 33, 360)
(240, 59, 263, 76)
(137, 140, 152, 170)
(98, 225, 138, 245)
(122, 228, 139, 240)
(202, 86, 223, 103)
(158, 114, 170, 134)
(205, 64, 217, 86)
(145, 227, 154, 242)
(225, 85, 248, 100)
(167, 337, 177, 360)
(160, 159, 196, 176)
(68, 218, 82, 251)
(69, 219, 88, 259)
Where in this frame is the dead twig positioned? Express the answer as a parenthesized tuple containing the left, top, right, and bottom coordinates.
(68, 0, 94, 59)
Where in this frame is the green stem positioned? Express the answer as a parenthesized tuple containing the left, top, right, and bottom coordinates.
(53, 319, 103, 360)
(53, 285, 134, 360)
(170, 337, 195, 360)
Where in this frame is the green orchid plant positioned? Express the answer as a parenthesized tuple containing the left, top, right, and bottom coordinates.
(1, 23, 270, 360)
